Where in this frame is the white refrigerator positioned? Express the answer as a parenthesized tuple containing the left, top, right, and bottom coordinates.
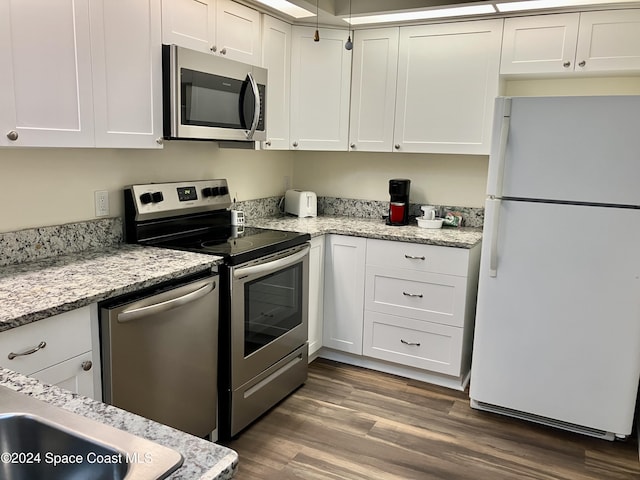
(469, 95, 640, 440)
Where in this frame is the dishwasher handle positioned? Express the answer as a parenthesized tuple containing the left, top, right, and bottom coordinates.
(117, 280, 216, 323)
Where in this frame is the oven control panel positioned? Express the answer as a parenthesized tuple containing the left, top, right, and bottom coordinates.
(128, 179, 232, 220)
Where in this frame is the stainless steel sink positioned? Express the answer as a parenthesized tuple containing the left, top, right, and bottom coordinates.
(0, 386, 183, 480)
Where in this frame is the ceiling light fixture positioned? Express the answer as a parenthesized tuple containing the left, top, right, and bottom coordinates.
(496, 0, 640, 11)
(252, 0, 315, 18)
(344, 4, 497, 25)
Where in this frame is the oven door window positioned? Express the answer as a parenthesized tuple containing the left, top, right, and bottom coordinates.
(181, 68, 255, 130)
(244, 263, 302, 357)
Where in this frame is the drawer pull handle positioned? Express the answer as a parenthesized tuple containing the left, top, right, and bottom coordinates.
(401, 339, 421, 347)
(404, 255, 425, 260)
(8, 341, 46, 360)
(403, 292, 423, 298)
(81, 360, 93, 371)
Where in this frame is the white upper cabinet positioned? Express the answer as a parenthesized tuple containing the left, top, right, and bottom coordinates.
(501, 10, 640, 75)
(162, 0, 261, 65)
(0, 0, 95, 147)
(576, 9, 640, 73)
(349, 27, 399, 153)
(261, 15, 291, 150)
(501, 13, 579, 74)
(394, 19, 503, 155)
(90, 0, 163, 148)
(290, 26, 352, 151)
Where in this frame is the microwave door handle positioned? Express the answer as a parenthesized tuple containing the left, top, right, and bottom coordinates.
(245, 72, 260, 140)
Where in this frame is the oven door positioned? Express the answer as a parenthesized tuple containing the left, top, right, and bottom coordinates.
(230, 244, 309, 389)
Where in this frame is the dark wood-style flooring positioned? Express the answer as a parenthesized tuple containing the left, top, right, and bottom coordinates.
(222, 358, 640, 480)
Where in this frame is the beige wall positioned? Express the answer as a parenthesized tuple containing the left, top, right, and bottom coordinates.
(0, 142, 294, 232)
(292, 151, 489, 207)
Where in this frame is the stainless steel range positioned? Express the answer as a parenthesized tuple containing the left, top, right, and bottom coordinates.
(123, 179, 310, 439)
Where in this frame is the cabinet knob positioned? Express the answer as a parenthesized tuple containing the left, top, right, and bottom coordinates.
(563, 61, 571, 68)
(220, 48, 227, 55)
(210, 45, 217, 53)
(350, 143, 356, 149)
(292, 141, 298, 148)
(265, 140, 272, 146)
(81, 360, 93, 371)
(394, 144, 400, 150)
(6, 130, 18, 141)
(156, 137, 163, 145)
(578, 60, 586, 68)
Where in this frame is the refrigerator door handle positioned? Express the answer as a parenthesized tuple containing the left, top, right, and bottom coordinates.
(494, 116, 511, 198)
(488, 198, 501, 277)
(486, 97, 512, 197)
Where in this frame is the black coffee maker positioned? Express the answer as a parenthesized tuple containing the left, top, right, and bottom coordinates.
(387, 179, 411, 226)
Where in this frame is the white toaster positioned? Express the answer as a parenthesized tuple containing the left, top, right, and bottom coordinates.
(284, 190, 317, 218)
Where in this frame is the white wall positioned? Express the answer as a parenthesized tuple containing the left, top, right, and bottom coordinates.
(0, 142, 294, 232)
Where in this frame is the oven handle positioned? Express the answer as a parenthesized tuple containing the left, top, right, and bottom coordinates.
(117, 280, 216, 323)
(233, 245, 309, 280)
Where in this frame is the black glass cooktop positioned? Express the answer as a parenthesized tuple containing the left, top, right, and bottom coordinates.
(151, 226, 310, 265)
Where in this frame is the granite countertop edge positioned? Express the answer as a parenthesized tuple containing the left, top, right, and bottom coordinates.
(0, 368, 238, 480)
(247, 214, 483, 249)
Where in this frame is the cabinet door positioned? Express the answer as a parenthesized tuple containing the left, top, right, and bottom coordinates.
(216, 0, 261, 65)
(290, 26, 352, 151)
(32, 352, 96, 399)
(349, 27, 399, 153)
(261, 15, 291, 150)
(323, 235, 366, 354)
(501, 13, 580, 74)
(161, 0, 217, 53)
(575, 9, 640, 73)
(308, 236, 325, 358)
(90, 0, 163, 148)
(0, 0, 94, 147)
(394, 19, 502, 155)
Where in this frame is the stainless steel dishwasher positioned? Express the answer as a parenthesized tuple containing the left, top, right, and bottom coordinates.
(100, 272, 218, 438)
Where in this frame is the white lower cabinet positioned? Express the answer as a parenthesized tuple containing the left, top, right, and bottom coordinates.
(31, 351, 95, 398)
(363, 239, 480, 384)
(363, 311, 463, 377)
(322, 235, 366, 355)
(307, 235, 325, 359)
(319, 236, 480, 390)
(0, 305, 100, 399)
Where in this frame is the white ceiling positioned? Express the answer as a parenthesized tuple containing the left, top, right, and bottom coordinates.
(241, 0, 640, 27)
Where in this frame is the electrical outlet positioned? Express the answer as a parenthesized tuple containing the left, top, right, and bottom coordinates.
(95, 190, 109, 217)
(284, 176, 291, 191)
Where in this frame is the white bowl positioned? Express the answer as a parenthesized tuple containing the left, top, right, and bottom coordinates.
(417, 218, 443, 229)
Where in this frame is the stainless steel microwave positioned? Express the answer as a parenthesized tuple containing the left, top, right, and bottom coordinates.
(162, 44, 267, 142)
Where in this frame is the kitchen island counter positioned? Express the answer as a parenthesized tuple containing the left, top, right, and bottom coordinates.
(0, 367, 237, 480)
(0, 244, 222, 332)
(248, 215, 482, 249)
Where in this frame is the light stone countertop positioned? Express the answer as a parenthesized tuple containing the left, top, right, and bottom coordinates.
(0, 244, 222, 332)
(247, 215, 483, 249)
(0, 368, 238, 480)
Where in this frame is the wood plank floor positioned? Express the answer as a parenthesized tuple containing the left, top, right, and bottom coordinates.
(222, 358, 640, 480)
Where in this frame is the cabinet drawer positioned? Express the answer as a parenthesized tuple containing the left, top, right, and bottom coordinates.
(365, 266, 467, 327)
(363, 311, 462, 376)
(366, 239, 469, 276)
(0, 307, 91, 375)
